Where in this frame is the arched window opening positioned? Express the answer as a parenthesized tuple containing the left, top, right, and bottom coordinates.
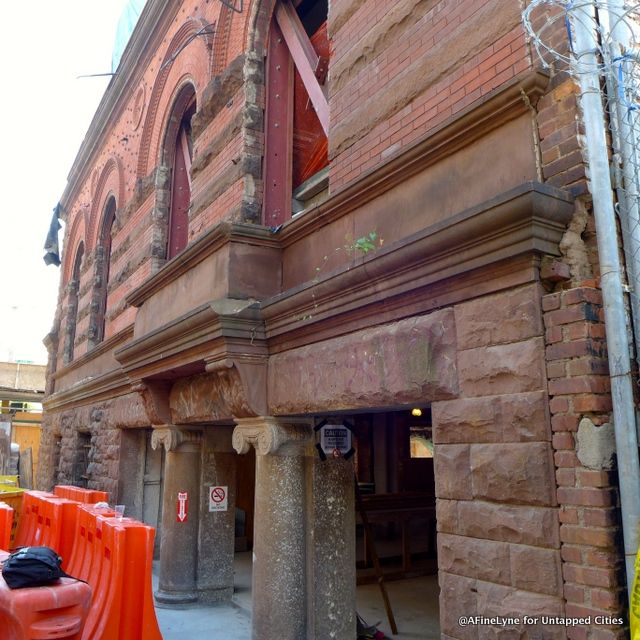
(167, 95, 196, 260)
(93, 197, 117, 345)
(264, 0, 329, 225)
(65, 242, 84, 363)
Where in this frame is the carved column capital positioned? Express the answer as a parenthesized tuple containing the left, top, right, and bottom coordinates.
(151, 426, 202, 452)
(232, 417, 313, 456)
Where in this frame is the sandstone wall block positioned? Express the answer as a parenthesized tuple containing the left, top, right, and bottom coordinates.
(438, 533, 511, 585)
(458, 338, 546, 397)
(454, 284, 543, 349)
(470, 443, 557, 506)
(432, 391, 550, 444)
(458, 501, 561, 548)
(434, 444, 472, 500)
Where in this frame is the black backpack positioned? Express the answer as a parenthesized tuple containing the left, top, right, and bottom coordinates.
(1, 546, 71, 589)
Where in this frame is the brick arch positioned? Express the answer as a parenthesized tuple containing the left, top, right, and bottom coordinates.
(87, 158, 124, 252)
(62, 211, 87, 286)
(136, 18, 214, 180)
(158, 79, 197, 168)
(212, 4, 234, 75)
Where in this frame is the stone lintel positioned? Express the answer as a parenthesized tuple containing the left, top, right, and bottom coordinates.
(232, 417, 313, 456)
(151, 426, 202, 453)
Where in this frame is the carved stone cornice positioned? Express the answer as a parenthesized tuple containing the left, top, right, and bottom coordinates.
(261, 182, 574, 350)
(151, 426, 202, 452)
(232, 417, 313, 456)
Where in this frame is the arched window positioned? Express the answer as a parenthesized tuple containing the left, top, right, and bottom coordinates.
(91, 197, 116, 346)
(166, 89, 196, 260)
(263, 0, 329, 225)
(64, 242, 84, 363)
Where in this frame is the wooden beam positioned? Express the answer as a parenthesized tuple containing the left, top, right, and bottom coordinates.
(275, 2, 329, 136)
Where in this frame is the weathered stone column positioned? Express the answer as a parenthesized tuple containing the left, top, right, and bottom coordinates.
(233, 417, 313, 640)
(151, 426, 202, 606)
(309, 457, 356, 640)
(197, 425, 237, 602)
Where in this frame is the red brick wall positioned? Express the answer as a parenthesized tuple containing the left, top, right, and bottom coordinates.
(544, 286, 627, 639)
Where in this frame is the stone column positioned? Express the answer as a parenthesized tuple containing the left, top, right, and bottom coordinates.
(151, 426, 202, 606)
(198, 425, 237, 602)
(233, 417, 313, 640)
(309, 457, 356, 640)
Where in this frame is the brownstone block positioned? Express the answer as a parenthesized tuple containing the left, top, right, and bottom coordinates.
(470, 443, 556, 506)
(432, 391, 549, 444)
(438, 533, 511, 585)
(437, 499, 459, 534)
(509, 545, 562, 596)
(458, 501, 560, 548)
(458, 338, 546, 397)
(435, 445, 472, 500)
(454, 285, 543, 349)
(439, 572, 479, 640)
(475, 580, 564, 635)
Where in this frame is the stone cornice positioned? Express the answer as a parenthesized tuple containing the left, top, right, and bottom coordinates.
(280, 69, 550, 247)
(114, 299, 267, 381)
(50, 326, 134, 381)
(126, 222, 280, 308)
(43, 367, 131, 412)
(261, 182, 574, 346)
(60, 0, 182, 215)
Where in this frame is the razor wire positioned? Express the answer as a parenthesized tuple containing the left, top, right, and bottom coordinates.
(523, 1, 640, 341)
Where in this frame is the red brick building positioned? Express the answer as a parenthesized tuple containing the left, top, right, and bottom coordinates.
(39, 0, 631, 637)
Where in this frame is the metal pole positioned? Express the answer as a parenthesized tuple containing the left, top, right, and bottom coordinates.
(570, 0, 640, 599)
(600, 0, 640, 370)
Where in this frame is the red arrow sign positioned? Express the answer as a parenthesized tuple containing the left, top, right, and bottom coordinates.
(176, 491, 188, 522)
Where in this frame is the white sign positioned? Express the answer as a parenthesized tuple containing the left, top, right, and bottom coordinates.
(209, 486, 228, 512)
(319, 425, 352, 457)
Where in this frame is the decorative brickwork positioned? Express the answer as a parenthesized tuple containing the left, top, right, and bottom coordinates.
(544, 286, 627, 639)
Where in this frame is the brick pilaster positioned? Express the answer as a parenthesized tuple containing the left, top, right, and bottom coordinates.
(544, 285, 627, 639)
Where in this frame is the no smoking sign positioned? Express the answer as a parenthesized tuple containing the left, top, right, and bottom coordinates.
(209, 485, 228, 512)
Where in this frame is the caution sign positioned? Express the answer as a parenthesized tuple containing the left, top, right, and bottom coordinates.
(319, 424, 352, 457)
(209, 486, 228, 512)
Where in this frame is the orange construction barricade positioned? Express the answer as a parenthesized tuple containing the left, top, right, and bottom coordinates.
(12, 491, 56, 550)
(0, 502, 14, 550)
(65, 509, 161, 640)
(0, 550, 92, 640)
(53, 486, 109, 504)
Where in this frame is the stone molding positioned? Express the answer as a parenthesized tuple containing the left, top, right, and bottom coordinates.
(262, 182, 574, 349)
(151, 426, 202, 452)
(232, 417, 313, 456)
(125, 222, 279, 309)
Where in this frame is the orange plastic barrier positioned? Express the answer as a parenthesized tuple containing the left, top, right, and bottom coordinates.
(67, 508, 161, 640)
(0, 550, 92, 640)
(12, 491, 55, 550)
(0, 502, 14, 550)
(13, 492, 80, 562)
(53, 486, 109, 504)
